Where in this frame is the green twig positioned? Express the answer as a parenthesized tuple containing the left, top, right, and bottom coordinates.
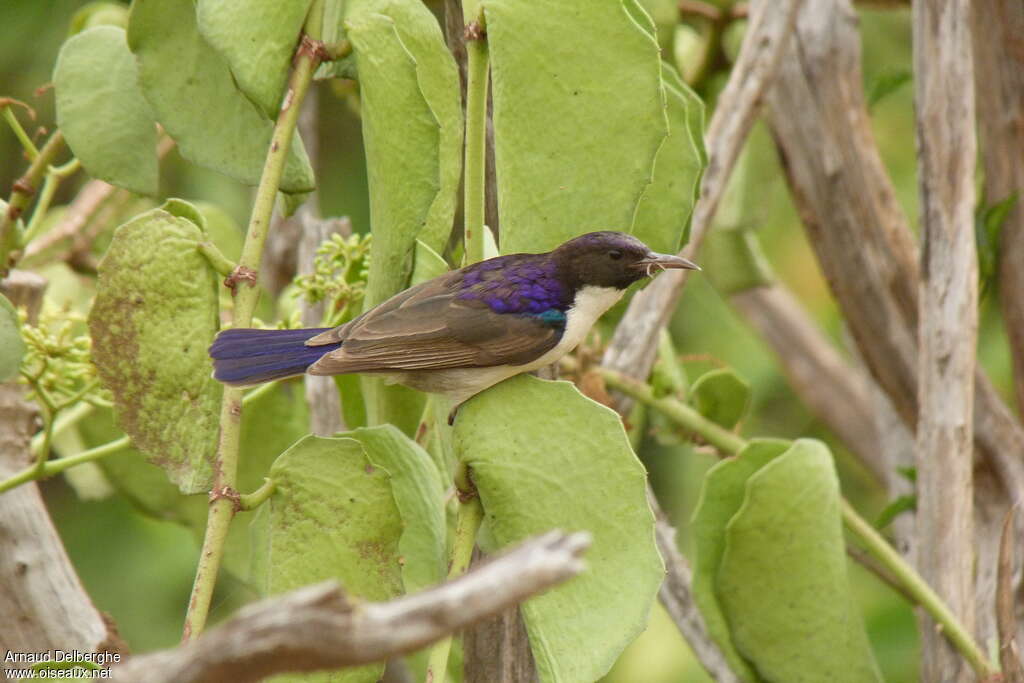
(462, 3, 489, 265)
(31, 400, 95, 458)
(239, 478, 276, 511)
(0, 435, 131, 496)
(592, 363, 997, 678)
(197, 241, 237, 277)
(2, 105, 39, 160)
(424, 460, 484, 683)
(182, 1, 327, 642)
(0, 131, 66, 274)
(840, 499, 995, 677)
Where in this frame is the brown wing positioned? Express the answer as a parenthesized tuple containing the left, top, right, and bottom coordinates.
(306, 276, 561, 375)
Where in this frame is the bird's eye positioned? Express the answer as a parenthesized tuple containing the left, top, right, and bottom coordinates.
(608, 249, 623, 260)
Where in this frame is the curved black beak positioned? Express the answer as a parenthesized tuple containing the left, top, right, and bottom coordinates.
(631, 252, 701, 272)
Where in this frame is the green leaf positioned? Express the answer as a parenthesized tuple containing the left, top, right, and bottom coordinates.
(54, 26, 158, 195)
(690, 367, 751, 430)
(866, 69, 911, 111)
(196, 0, 314, 117)
(344, 0, 461, 429)
(637, 0, 680, 51)
(976, 192, 1018, 298)
(0, 293, 26, 382)
(88, 201, 221, 494)
(718, 439, 882, 682)
(127, 0, 315, 193)
(630, 63, 706, 249)
(194, 201, 244, 262)
(90, 380, 310, 582)
(411, 239, 451, 286)
(691, 438, 791, 682)
(453, 375, 663, 683)
(485, 0, 704, 255)
(874, 494, 916, 531)
(252, 434, 405, 683)
(348, 425, 447, 592)
(703, 228, 775, 295)
(68, 1, 128, 35)
(345, 0, 462, 307)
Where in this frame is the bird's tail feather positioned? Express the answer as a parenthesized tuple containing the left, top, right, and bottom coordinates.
(209, 327, 338, 386)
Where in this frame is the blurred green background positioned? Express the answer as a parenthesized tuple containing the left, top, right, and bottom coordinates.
(4, 1, 1014, 681)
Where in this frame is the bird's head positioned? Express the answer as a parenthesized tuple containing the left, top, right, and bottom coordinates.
(551, 231, 699, 291)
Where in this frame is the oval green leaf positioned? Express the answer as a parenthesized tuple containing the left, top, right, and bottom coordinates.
(0, 293, 26, 382)
(691, 438, 791, 682)
(344, 0, 461, 428)
(348, 425, 447, 593)
(127, 0, 315, 193)
(54, 26, 158, 196)
(88, 202, 221, 493)
(251, 434, 405, 683)
(196, 0, 314, 117)
(485, 0, 704, 255)
(453, 375, 663, 683)
(690, 367, 751, 430)
(718, 439, 883, 682)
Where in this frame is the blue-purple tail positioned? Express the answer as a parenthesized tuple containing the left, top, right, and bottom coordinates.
(209, 327, 339, 386)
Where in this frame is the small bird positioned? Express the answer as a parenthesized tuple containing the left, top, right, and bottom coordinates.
(209, 231, 698, 414)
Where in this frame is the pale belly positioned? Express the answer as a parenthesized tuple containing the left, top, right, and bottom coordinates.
(385, 285, 624, 405)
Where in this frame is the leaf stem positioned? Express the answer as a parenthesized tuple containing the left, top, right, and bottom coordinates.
(462, 4, 489, 265)
(2, 106, 39, 160)
(840, 498, 995, 677)
(0, 435, 130, 496)
(182, 13, 326, 642)
(239, 478, 276, 511)
(424, 461, 484, 683)
(591, 362, 997, 677)
(197, 241, 237, 277)
(0, 131, 65, 275)
(31, 400, 94, 457)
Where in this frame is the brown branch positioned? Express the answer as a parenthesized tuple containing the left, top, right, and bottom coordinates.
(973, 0, 1024, 418)
(912, 4, 979, 679)
(463, 549, 539, 683)
(0, 272, 125, 671)
(602, 0, 803, 400)
(997, 506, 1024, 683)
(729, 283, 884, 481)
(111, 531, 589, 683)
(765, 0, 1024, 655)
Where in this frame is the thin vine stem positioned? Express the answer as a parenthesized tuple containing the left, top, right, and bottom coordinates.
(462, 2, 489, 265)
(0, 131, 65, 274)
(181, 0, 327, 642)
(590, 362, 996, 678)
(0, 435, 131, 496)
(424, 461, 484, 683)
(2, 106, 39, 160)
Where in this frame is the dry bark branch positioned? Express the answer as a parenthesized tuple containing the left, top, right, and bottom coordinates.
(463, 545, 539, 683)
(729, 283, 883, 481)
(602, 0, 802, 396)
(765, 0, 1024, 654)
(110, 530, 589, 683)
(912, 3, 979, 679)
(298, 214, 350, 436)
(973, 0, 1024, 417)
(764, 0, 1024, 486)
(0, 272, 123, 667)
(998, 506, 1024, 683)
